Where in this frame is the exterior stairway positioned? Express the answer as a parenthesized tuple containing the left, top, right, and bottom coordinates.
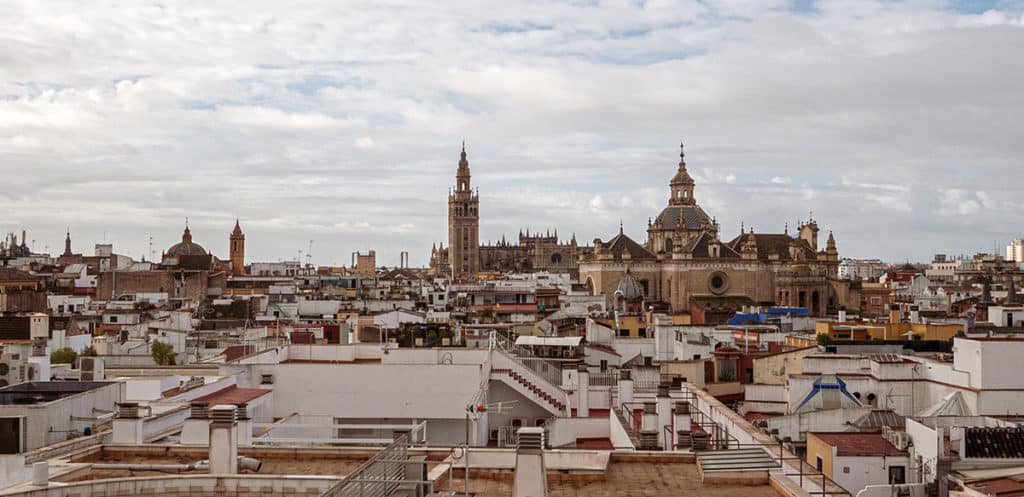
(696, 448, 780, 473)
(613, 407, 641, 448)
(491, 368, 566, 415)
(489, 348, 571, 416)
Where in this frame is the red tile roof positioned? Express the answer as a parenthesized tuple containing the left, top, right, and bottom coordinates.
(811, 432, 906, 457)
(968, 477, 1024, 497)
(192, 385, 270, 405)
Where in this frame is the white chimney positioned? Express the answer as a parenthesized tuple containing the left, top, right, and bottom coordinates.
(639, 401, 660, 450)
(512, 427, 547, 497)
(112, 402, 144, 444)
(208, 405, 238, 474)
(576, 365, 590, 418)
(838, 307, 847, 322)
(656, 384, 672, 451)
(31, 462, 48, 486)
(674, 401, 692, 447)
(617, 369, 634, 409)
(236, 403, 252, 446)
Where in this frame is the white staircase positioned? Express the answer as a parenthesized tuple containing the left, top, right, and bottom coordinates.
(491, 349, 570, 416)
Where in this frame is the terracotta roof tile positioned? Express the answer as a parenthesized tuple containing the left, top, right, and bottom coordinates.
(811, 432, 906, 456)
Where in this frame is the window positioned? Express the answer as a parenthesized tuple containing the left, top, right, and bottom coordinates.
(889, 466, 905, 484)
(815, 456, 823, 472)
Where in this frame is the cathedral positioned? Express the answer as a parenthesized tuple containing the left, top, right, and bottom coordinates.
(429, 144, 590, 280)
(578, 144, 855, 317)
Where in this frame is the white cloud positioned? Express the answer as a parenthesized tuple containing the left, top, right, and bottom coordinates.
(1, 0, 1023, 265)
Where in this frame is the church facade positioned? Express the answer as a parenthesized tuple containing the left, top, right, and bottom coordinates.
(430, 145, 590, 280)
(579, 144, 856, 317)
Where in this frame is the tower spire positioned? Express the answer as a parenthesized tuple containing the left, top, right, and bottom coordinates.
(63, 227, 72, 257)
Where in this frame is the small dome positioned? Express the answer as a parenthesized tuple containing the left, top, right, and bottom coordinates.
(615, 274, 643, 301)
(166, 225, 207, 257)
(166, 241, 207, 257)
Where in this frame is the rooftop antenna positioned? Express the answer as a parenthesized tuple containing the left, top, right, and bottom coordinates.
(148, 236, 154, 262)
(307, 240, 313, 267)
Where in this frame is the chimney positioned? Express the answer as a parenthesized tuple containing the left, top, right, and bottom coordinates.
(576, 364, 590, 417)
(838, 306, 847, 322)
(674, 401, 692, 450)
(617, 369, 634, 409)
(31, 462, 48, 487)
(656, 383, 672, 450)
(889, 304, 900, 324)
(208, 405, 239, 474)
(512, 427, 548, 497)
(181, 403, 210, 445)
(112, 402, 144, 444)
(235, 403, 252, 446)
(640, 401, 660, 450)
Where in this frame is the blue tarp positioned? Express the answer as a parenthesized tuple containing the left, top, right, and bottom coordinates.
(727, 307, 810, 325)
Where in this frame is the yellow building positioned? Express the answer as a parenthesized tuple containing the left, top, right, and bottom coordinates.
(815, 320, 962, 342)
(594, 312, 690, 338)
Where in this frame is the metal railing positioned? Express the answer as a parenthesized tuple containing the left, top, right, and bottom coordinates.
(321, 432, 410, 497)
(497, 425, 518, 448)
(590, 372, 618, 386)
(517, 356, 564, 387)
(678, 388, 851, 497)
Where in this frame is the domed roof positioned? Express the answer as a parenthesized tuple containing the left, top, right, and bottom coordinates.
(166, 225, 207, 257)
(615, 273, 643, 301)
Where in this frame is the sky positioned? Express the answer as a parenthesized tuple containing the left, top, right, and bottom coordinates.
(1, 0, 1023, 268)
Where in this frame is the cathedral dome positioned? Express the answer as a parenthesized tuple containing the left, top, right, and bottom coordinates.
(166, 225, 207, 257)
(615, 273, 643, 301)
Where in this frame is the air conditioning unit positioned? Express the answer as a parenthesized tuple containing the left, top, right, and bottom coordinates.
(0, 358, 19, 387)
(260, 374, 274, 385)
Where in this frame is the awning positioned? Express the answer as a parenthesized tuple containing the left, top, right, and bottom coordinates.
(515, 336, 583, 347)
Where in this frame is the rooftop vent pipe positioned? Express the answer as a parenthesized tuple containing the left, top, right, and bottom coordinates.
(512, 427, 547, 497)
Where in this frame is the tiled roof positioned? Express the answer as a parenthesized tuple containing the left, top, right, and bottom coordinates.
(726, 233, 817, 262)
(811, 432, 906, 456)
(654, 205, 712, 231)
(602, 232, 656, 260)
(192, 385, 271, 406)
(964, 428, 1024, 459)
(852, 410, 905, 430)
(687, 232, 740, 259)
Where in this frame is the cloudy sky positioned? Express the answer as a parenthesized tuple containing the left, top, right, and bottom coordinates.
(2, 0, 1022, 267)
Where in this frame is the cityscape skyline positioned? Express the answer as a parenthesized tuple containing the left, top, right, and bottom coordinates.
(2, 138, 1024, 266)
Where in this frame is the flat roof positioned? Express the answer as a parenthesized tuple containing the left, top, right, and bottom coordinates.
(0, 381, 114, 406)
(439, 460, 778, 497)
